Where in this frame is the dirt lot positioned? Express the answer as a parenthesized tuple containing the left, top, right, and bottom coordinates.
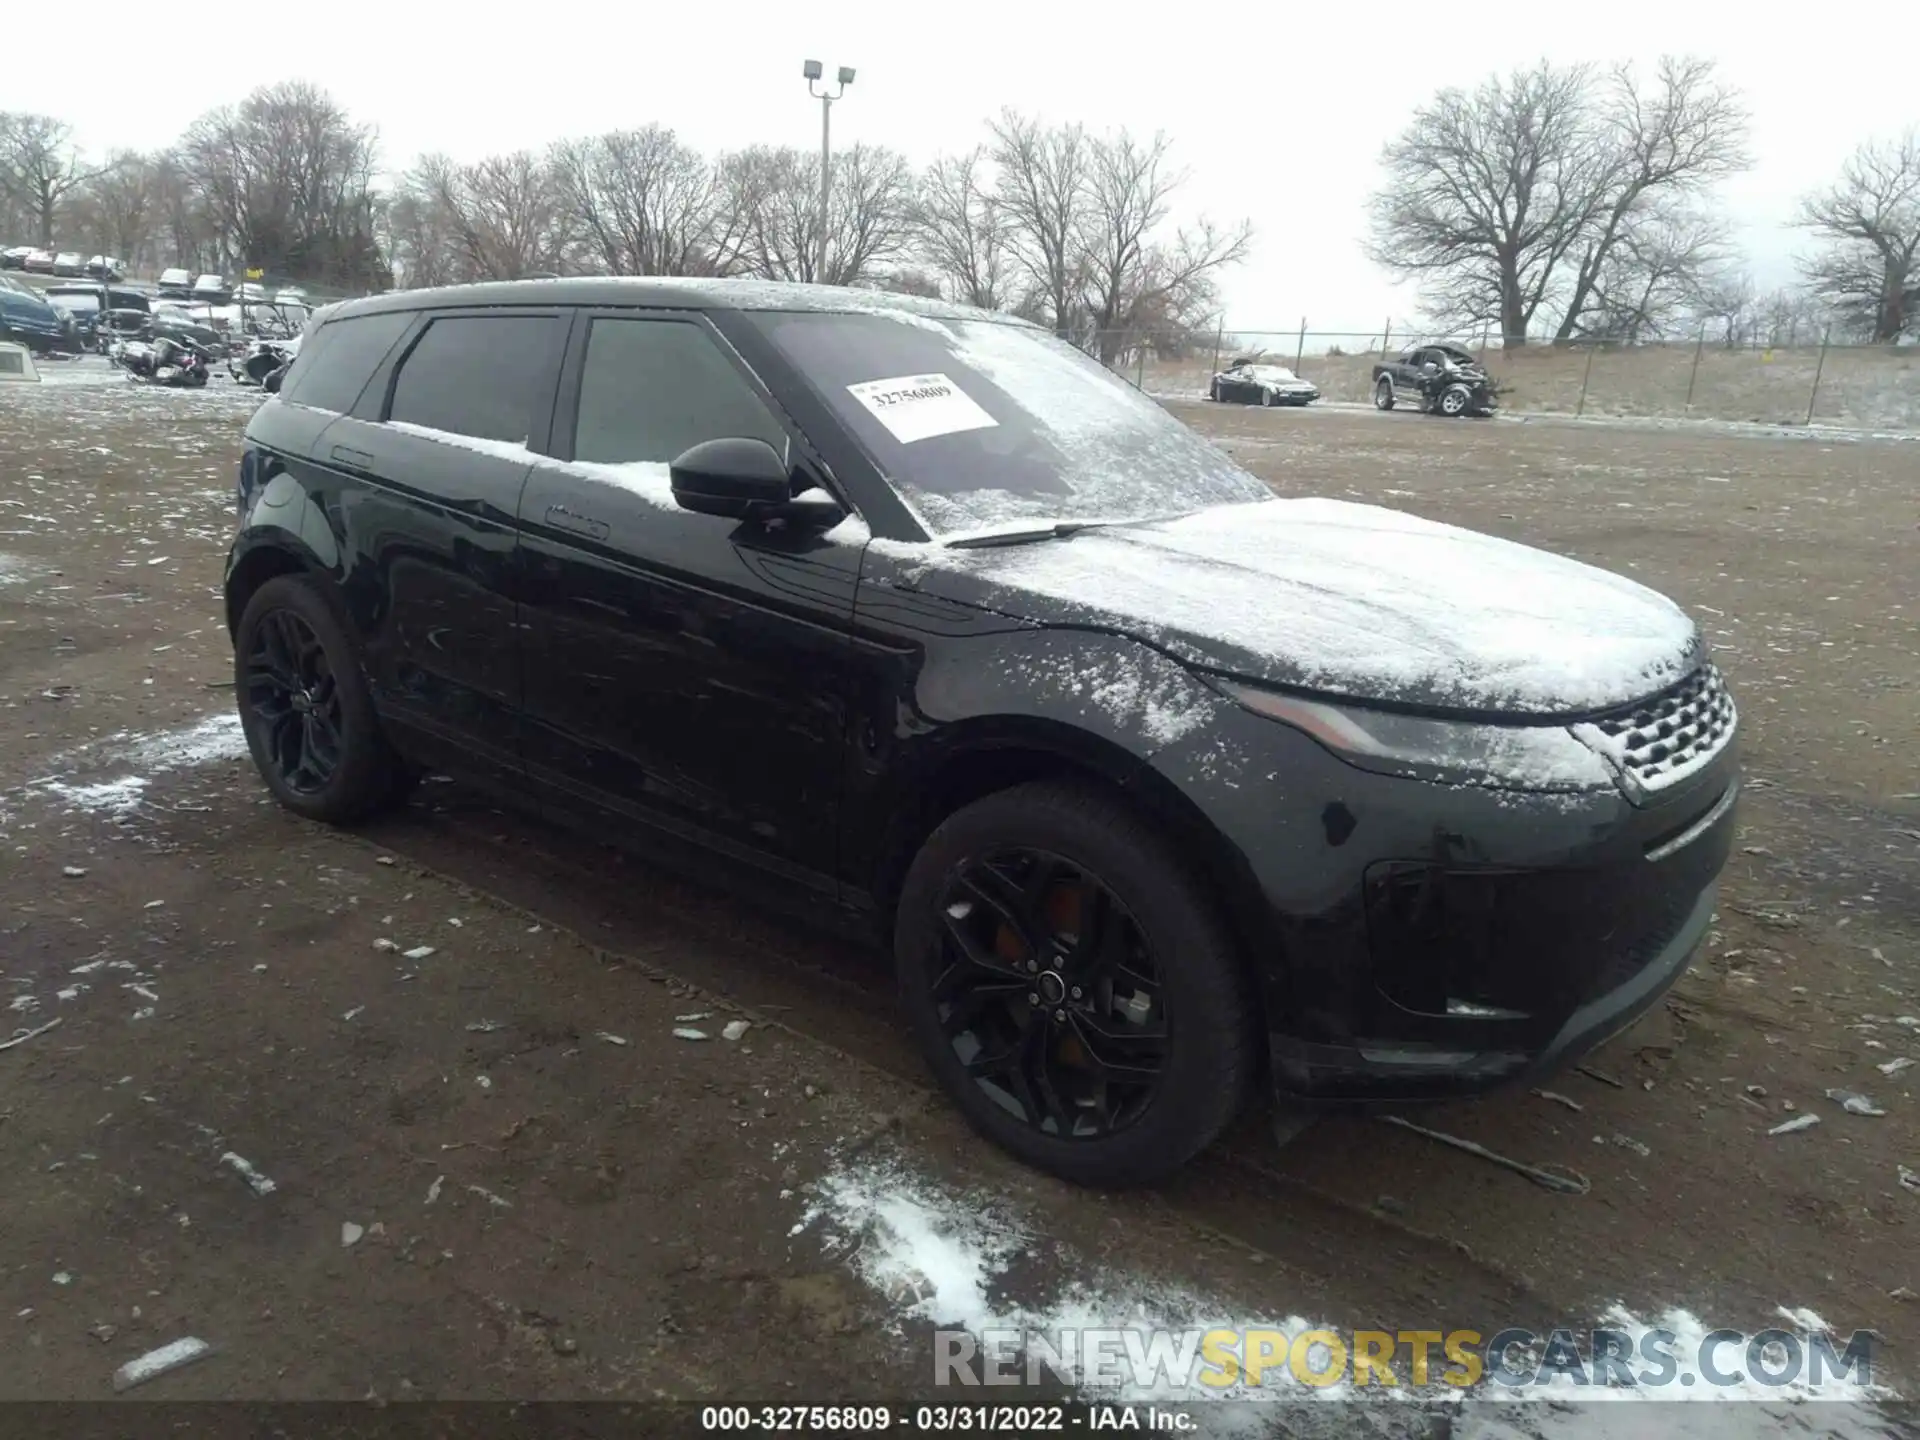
(1, 365, 1915, 1428)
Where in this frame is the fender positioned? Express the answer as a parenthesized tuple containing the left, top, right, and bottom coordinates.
(224, 472, 348, 635)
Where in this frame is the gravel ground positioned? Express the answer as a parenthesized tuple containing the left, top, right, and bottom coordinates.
(1, 363, 1914, 1427)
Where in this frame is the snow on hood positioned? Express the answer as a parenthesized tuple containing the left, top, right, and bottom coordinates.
(912, 498, 1701, 717)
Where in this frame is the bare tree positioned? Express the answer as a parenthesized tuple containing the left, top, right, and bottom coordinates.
(912, 146, 1009, 308)
(1692, 269, 1757, 347)
(551, 126, 723, 276)
(380, 177, 460, 289)
(1753, 286, 1829, 348)
(989, 110, 1092, 336)
(67, 152, 160, 268)
(1078, 129, 1250, 361)
(407, 150, 574, 282)
(180, 82, 384, 286)
(1369, 58, 1747, 346)
(1799, 129, 1920, 342)
(721, 142, 915, 285)
(1368, 64, 1594, 345)
(150, 150, 218, 273)
(0, 113, 101, 247)
(1580, 205, 1731, 342)
(1550, 59, 1748, 341)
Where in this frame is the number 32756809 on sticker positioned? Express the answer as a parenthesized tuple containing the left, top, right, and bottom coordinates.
(846, 372, 999, 445)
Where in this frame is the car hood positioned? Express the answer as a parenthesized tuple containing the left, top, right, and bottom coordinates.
(916, 497, 1700, 717)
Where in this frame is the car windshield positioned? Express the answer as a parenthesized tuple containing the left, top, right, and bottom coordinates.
(749, 310, 1270, 538)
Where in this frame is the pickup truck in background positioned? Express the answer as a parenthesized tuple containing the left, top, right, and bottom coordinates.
(1372, 343, 1498, 418)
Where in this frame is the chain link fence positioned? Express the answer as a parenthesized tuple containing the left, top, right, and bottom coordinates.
(1098, 324, 1920, 433)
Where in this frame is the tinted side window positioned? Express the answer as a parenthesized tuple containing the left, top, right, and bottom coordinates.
(387, 315, 559, 445)
(573, 318, 786, 465)
(280, 311, 413, 413)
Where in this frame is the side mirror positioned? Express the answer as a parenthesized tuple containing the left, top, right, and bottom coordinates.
(670, 437, 791, 519)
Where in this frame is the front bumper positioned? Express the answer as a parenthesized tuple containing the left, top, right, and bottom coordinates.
(1149, 697, 1739, 1106)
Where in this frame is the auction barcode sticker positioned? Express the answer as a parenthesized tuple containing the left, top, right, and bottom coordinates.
(846, 373, 999, 445)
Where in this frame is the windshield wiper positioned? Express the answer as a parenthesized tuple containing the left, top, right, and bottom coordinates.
(943, 520, 1107, 549)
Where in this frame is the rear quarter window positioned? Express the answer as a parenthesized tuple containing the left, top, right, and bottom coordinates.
(386, 314, 562, 445)
(278, 311, 414, 414)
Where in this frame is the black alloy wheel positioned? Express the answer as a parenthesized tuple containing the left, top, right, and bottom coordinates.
(234, 574, 415, 824)
(895, 780, 1254, 1187)
(244, 606, 343, 796)
(933, 847, 1167, 1139)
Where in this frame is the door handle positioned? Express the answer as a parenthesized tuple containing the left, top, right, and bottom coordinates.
(330, 445, 373, 469)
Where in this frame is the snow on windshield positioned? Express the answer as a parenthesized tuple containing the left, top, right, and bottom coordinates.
(757, 312, 1272, 538)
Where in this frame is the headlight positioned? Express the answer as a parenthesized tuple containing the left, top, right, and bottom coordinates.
(1214, 680, 1617, 794)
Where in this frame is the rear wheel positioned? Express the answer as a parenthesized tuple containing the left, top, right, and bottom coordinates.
(894, 781, 1256, 1187)
(235, 574, 413, 825)
(1373, 377, 1395, 411)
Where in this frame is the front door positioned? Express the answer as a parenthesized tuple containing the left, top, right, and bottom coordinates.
(515, 311, 868, 900)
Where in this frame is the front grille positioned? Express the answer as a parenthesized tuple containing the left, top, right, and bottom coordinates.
(1581, 664, 1736, 794)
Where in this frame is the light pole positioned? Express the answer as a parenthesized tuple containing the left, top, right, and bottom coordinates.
(802, 59, 855, 284)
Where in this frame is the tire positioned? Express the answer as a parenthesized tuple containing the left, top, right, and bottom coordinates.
(1262, 388, 1277, 407)
(1207, 379, 1220, 402)
(894, 780, 1256, 1188)
(1373, 377, 1395, 411)
(234, 573, 412, 825)
(1438, 384, 1470, 417)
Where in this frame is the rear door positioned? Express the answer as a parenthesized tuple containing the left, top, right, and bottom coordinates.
(515, 309, 867, 901)
(315, 307, 568, 791)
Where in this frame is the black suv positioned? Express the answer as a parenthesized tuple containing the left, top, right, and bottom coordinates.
(225, 279, 1739, 1186)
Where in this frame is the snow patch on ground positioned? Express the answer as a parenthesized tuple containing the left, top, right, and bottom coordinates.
(36, 776, 151, 816)
(799, 1151, 1341, 1407)
(0, 553, 47, 585)
(23, 712, 246, 818)
(801, 1150, 1895, 1425)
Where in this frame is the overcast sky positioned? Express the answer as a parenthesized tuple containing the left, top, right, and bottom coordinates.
(23, 0, 1912, 335)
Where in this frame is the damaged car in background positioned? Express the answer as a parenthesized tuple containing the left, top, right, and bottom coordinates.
(224, 278, 1738, 1188)
(0, 272, 79, 354)
(1208, 358, 1320, 406)
(1373, 342, 1498, 417)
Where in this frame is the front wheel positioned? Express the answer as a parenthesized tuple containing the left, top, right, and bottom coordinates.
(894, 781, 1256, 1188)
(235, 574, 413, 824)
(1438, 384, 1471, 417)
(1373, 377, 1395, 411)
